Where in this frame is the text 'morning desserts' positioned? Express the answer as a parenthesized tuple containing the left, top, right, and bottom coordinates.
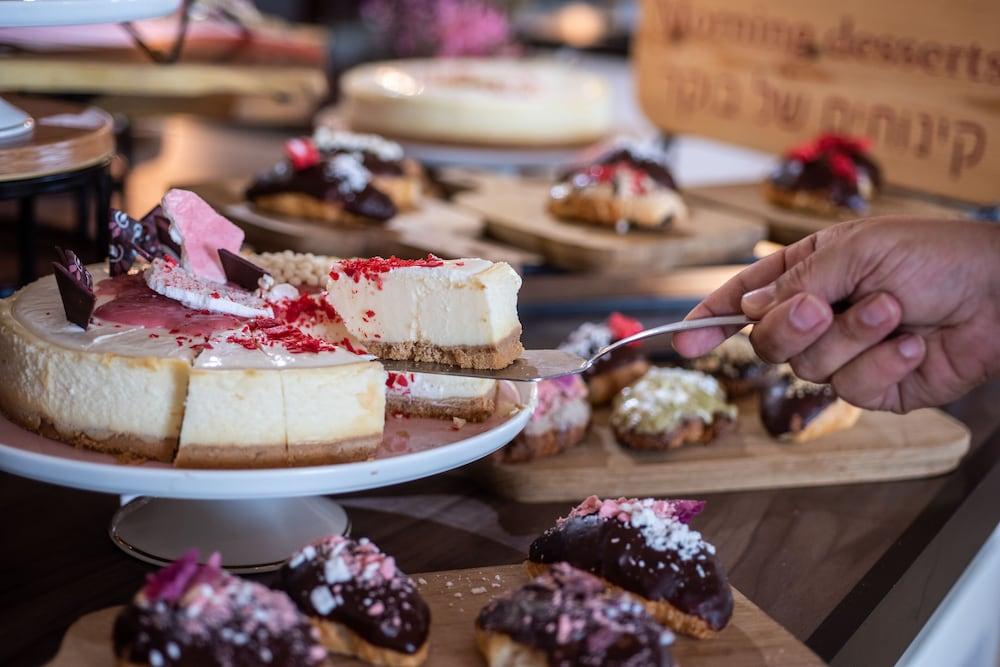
(611, 367, 737, 451)
(764, 133, 882, 216)
(760, 369, 861, 443)
(114, 550, 326, 666)
(280, 535, 431, 667)
(494, 374, 590, 463)
(528, 496, 733, 638)
(476, 562, 675, 667)
(548, 139, 689, 233)
(558, 312, 650, 405)
(326, 255, 523, 370)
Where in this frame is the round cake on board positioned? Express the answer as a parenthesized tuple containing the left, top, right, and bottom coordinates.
(340, 58, 613, 147)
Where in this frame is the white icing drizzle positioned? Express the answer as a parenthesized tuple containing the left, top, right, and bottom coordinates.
(312, 127, 404, 162)
(324, 154, 371, 194)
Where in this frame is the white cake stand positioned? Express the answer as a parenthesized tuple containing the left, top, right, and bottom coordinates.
(0, 381, 536, 572)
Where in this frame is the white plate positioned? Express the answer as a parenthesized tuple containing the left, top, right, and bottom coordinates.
(0, 381, 536, 499)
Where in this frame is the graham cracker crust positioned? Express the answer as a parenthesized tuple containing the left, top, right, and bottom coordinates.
(523, 561, 724, 639)
(363, 327, 523, 370)
(386, 390, 497, 422)
(613, 413, 735, 451)
(495, 423, 588, 463)
(175, 442, 288, 469)
(313, 616, 429, 667)
(287, 434, 381, 466)
(176, 433, 381, 468)
(1, 406, 178, 463)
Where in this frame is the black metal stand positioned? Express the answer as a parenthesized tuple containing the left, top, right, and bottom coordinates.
(0, 160, 113, 287)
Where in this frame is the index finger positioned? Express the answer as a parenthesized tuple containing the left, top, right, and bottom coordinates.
(672, 234, 821, 357)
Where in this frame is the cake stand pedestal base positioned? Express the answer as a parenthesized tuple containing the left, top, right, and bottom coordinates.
(109, 496, 351, 573)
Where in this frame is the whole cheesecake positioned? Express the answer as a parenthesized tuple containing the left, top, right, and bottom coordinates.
(0, 265, 385, 467)
(340, 58, 613, 147)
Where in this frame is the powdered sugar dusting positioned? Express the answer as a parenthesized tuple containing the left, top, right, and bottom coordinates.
(313, 127, 404, 162)
(324, 154, 372, 194)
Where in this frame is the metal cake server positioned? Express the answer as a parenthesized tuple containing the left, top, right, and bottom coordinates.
(378, 314, 756, 382)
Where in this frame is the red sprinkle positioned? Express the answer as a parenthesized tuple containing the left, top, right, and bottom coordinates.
(284, 137, 320, 170)
(330, 255, 445, 290)
(273, 292, 341, 326)
(608, 312, 645, 344)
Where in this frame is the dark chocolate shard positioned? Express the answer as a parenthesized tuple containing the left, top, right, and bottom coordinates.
(52, 247, 96, 330)
(108, 209, 160, 276)
(218, 248, 270, 291)
(144, 205, 181, 259)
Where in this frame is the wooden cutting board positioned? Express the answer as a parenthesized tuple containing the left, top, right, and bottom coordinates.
(186, 180, 543, 271)
(49, 564, 823, 666)
(686, 183, 966, 245)
(476, 402, 969, 503)
(453, 175, 766, 273)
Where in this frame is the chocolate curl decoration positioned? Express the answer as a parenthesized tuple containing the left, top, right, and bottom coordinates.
(52, 247, 96, 330)
(218, 248, 270, 291)
(143, 204, 181, 259)
(108, 209, 161, 276)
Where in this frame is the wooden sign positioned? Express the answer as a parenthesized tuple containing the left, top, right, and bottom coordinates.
(635, 0, 1000, 204)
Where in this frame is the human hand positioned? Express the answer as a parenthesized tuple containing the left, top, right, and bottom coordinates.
(673, 217, 1000, 412)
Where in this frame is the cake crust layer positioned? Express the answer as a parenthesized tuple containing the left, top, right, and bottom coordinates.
(387, 392, 496, 422)
(363, 327, 523, 371)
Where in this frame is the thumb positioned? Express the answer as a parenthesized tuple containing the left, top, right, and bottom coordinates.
(741, 234, 865, 320)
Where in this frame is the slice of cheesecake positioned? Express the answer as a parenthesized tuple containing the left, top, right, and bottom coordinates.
(386, 372, 497, 422)
(326, 256, 523, 369)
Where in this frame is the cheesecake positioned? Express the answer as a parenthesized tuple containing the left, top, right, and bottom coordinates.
(269, 283, 498, 423)
(341, 58, 613, 147)
(386, 372, 497, 422)
(326, 256, 523, 370)
(0, 191, 388, 468)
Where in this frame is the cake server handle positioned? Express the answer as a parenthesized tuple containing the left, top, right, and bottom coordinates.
(377, 314, 757, 382)
(589, 314, 756, 369)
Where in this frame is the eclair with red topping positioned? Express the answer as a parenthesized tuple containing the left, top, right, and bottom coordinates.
(548, 139, 689, 232)
(476, 562, 675, 667)
(764, 133, 882, 216)
(280, 535, 431, 667)
(558, 312, 650, 405)
(527, 496, 733, 638)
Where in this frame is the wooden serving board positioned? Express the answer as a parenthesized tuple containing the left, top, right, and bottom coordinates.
(687, 182, 967, 245)
(476, 402, 970, 503)
(453, 175, 766, 273)
(186, 181, 543, 271)
(50, 564, 823, 666)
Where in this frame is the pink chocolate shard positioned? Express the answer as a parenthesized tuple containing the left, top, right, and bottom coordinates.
(161, 189, 244, 283)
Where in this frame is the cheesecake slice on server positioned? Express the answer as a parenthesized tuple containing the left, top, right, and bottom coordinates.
(325, 256, 523, 370)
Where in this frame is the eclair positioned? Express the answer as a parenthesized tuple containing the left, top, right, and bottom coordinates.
(527, 496, 733, 638)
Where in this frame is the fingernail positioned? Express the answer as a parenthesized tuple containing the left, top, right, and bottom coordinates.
(789, 294, 827, 332)
(859, 294, 894, 327)
(898, 335, 924, 360)
(742, 284, 776, 311)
